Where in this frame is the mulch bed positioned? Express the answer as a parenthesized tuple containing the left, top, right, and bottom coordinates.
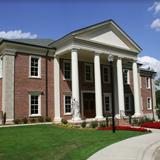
(97, 125, 150, 132)
(141, 122, 160, 129)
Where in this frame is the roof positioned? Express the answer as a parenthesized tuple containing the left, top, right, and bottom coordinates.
(12, 39, 54, 47)
(0, 38, 55, 49)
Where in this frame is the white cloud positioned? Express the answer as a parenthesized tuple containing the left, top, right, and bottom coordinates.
(0, 30, 37, 39)
(150, 18, 160, 31)
(148, 1, 160, 14)
(138, 56, 160, 78)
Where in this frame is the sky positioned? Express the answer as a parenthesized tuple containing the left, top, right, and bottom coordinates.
(0, 0, 160, 77)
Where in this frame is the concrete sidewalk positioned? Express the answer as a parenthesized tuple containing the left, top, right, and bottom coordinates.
(88, 129, 160, 160)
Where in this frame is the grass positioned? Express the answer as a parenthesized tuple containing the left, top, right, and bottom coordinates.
(0, 124, 145, 160)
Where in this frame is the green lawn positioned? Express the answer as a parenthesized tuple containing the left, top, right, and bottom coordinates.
(0, 124, 145, 160)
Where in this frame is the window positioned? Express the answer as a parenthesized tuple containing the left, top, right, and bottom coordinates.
(85, 63, 93, 81)
(29, 56, 41, 78)
(103, 65, 110, 83)
(64, 61, 71, 80)
(104, 93, 112, 112)
(125, 94, 131, 111)
(147, 97, 152, 110)
(29, 93, 41, 116)
(123, 69, 130, 84)
(146, 77, 151, 89)
(64, 95, 72, 114)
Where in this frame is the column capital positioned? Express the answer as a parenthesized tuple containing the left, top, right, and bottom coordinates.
(71, 48, 79, 52)
(2, 48, 16, 56)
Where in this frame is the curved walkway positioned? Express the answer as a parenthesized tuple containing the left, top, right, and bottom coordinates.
(88, 129, 160, 160)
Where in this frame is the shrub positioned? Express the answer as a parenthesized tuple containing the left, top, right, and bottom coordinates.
(61, 118, 68, 125)
(38, 116, 44, 122)
(45, 116, 52, 122)
(14, 119, 21, 124)
(30, 118, 36, 123)
(90, 121, 98, 128)
(156, 108, 160, 119)
(99, 121, 106, 128)
(141, 122, 160, 129)
(81, 121, 86, 128)
(22, 117, 28, 124)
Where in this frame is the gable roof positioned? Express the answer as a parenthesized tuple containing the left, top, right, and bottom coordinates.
(50, 19, 142, 52)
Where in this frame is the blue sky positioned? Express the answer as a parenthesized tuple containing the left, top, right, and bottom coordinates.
(0, 0, 159, 60)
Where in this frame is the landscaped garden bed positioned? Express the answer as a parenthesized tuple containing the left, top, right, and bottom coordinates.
(97, 125, 151, 132)
(141, 122, 160, 129)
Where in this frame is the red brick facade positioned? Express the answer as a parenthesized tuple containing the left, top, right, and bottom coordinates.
(0, 54, 153, 121)
(14, 53, 54, 119)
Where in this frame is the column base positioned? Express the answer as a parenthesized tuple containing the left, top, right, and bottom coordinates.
(54, 117, 61, 123)
(132, 113, 142, 118)
(95, 116, 104, 121)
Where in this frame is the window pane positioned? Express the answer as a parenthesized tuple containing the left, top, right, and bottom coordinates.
(64, 62, 71, 79)
(65, 96, 71, 113)
(85, 64, 93, 81)
(30, 57, 39, 77)
(30, 95, 39, 115)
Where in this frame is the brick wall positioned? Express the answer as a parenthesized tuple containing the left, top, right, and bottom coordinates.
(140, 75, 153, 114)
(14, 53, 54, 119)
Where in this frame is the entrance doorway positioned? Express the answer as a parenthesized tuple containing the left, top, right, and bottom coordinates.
(83, 92, 96, 118)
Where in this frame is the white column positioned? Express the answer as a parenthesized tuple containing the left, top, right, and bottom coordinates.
(54, 56, 61, 122)
(71, 48, 81, 121)
(116, 58, 125, 118)
(2, 49, 15, 122)
(94, 54, 103, 120)
(133, 61, 141, 117)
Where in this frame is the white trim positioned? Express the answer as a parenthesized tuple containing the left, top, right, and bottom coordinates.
(103, 65, 110, 83)
(64, 93, 72, 115)
(147, 97, 152, 110)
(146, 77, 151, 89)
(84, 63, 94, 82)
(103, 93, 112, 112)
(63, 60, 71, 81)
(29, 92, 41, 117)
(124, 94, 131, 111)
(81, 90, 95, 118)
(29, 55, 41, 78)
(140, 76, 142, 88)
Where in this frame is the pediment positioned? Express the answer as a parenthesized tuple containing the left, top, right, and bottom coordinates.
(76, 22, 141, 52)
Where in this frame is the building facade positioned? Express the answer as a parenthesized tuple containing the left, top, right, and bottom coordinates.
(0, 20, 157, 124)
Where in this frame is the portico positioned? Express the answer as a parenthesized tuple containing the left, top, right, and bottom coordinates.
(53, 20, 142, 123)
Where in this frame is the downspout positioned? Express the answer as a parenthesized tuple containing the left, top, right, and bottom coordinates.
(45, 49, 49, 117)
(150, 74, 155, 121)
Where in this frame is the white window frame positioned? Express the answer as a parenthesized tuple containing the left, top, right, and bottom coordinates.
(139, 76, 142, 88)
(146, 77, 151, 89)
(103, 93, 112, 112)
(85, 63, 94, 82)
(29, 92, 41, 117)
(147, 97, 152, 110)
(63, 60, 71, 80)
(29, 56, 41, 78)
(64, 93, 72, 115)
(0, 58, 3, 78)
(123, 69, 130, 85)
(103, 65, 110, 83)
(124, 94, 131, 111)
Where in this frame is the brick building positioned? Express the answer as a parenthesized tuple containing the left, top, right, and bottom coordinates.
(0, 20, 157, 123)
